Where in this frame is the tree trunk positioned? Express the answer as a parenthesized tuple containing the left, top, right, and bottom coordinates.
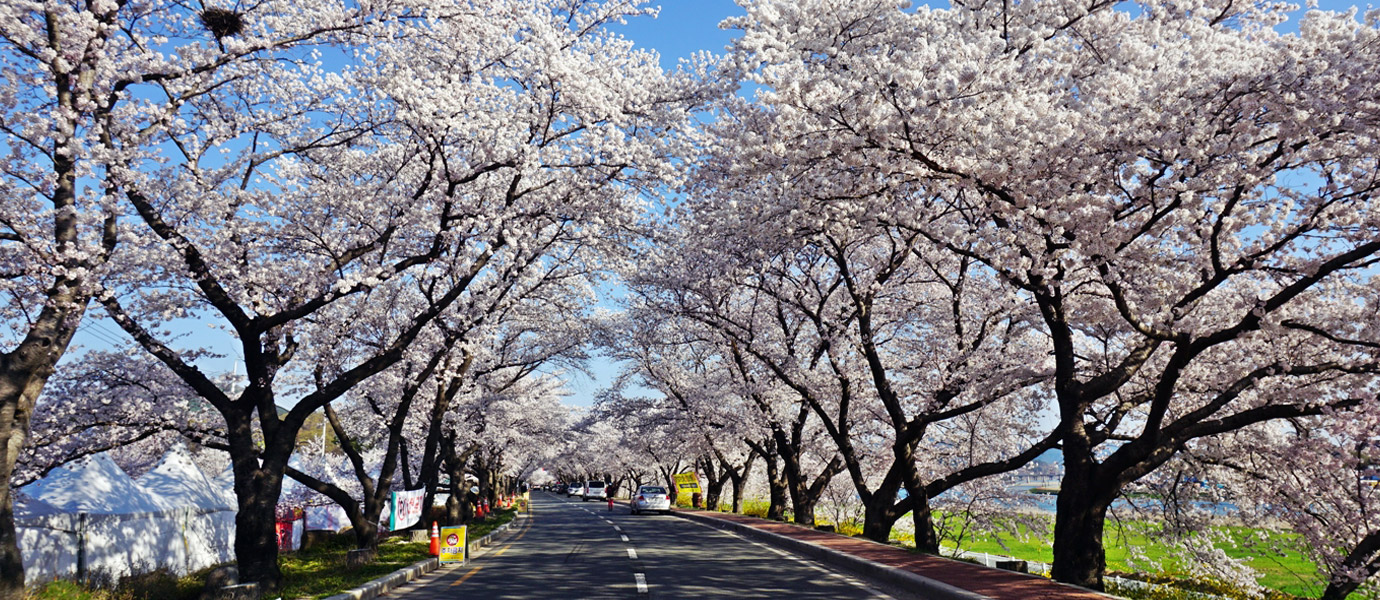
(910, 491, 939, 553)
(702, 458, 727, 511)
(762, 453, 788, 521)
(228, 417, 289, 594)
(791, 493, 817, 526)
(0, 295, 90, 597)
(1319, 530, 1380, 600)
(0, 492, 21, 600)
(861, 500, 899, 543)
(781, 454, 842, 527)
(1050, 454, 1113, 591)
(728, 453, 754, 513)
(352, 507, 380, 549)
(659, 465, 679, 504)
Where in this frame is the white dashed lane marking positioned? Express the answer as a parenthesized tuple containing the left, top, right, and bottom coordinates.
(620, 534, 629, 542)
(634, 572, 648, 594)
(627, 548, 638, 560)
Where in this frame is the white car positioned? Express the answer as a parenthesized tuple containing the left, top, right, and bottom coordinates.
(566, 484, 580, 497)
(581, 480, 607, 501)
(630, 485, 671, 514)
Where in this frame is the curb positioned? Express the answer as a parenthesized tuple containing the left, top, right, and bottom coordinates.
(322, 514, 528, 600)
(320, 555, 438, 600)
(671, 510, 991, 600)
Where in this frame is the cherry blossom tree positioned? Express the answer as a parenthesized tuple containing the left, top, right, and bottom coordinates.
(0, 0, 437, 590)
(1189, 405, 1380, 599)
(716, 0, 1380, 589)
(282, 228, 602, 549)
(633, 205, 1058, 543)
(603, 310, 766, 511)
(83, 0, 705, 590)
(18, 349, 218, 486)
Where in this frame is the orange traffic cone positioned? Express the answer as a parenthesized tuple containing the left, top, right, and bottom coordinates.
(428, 521, 440, 556)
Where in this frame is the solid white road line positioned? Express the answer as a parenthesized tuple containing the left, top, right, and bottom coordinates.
(627, 548, 638, 560)
(634, 572, 648, 593)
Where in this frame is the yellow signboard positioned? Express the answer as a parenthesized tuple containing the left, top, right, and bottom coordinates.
(439, 525, 467, 563)
(672, 472, 702, 495)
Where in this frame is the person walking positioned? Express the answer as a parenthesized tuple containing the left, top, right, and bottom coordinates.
(606, 484, 617, 512)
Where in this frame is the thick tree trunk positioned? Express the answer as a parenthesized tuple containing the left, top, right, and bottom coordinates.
(910, 492, 939, 553)
(860, 467, 909, 543)
(0, 296, 89, 598)
(1050, 454, 1113, 591)
(728, 453, 754, 513)
(0, 493, 21, 600)
(228, 424, 289, 594)
(780, 450, 812, 524)
(763, 455, 788, 521)
(352, 507, 380, 549)
(791, 492, 818, 526)
(702, 458, 727, 511)
(0, 501, 17, 600)
(861, 500, 899, 543)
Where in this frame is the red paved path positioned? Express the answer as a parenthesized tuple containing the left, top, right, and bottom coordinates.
(681, 510, 1112, 600)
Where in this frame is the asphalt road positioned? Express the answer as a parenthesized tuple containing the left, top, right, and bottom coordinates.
(389, 491, 896, 599)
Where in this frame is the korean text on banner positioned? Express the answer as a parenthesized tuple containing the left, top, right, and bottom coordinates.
(389, 489, 425, 531)
(672, 472, 702, 495)
(439, 525, 467, 563)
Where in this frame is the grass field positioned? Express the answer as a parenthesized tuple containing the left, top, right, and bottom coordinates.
(912, 515, 1329, 598)
(696, 497, 1337, 598)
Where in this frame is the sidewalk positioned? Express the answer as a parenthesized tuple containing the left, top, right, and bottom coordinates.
(673, 509, 1114, 600)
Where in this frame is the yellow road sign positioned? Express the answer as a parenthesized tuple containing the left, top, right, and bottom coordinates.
(672, 472, 702, 495)
(439, 525, 467, 563)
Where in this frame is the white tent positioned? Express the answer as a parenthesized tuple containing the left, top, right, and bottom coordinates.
(12, 490, 76, 582)
(138, 446, 235, 511)
(22, 453, 161, 514)
(16, 451, 237, 583)
(136, 447, 238, 571)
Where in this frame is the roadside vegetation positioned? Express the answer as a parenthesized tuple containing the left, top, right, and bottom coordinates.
(690, 495, 1331, 599)
(927, 518, 1322, 598)
(27, 508, 522, 600)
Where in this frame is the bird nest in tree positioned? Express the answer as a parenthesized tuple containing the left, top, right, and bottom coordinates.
(200, 7, 245, 39)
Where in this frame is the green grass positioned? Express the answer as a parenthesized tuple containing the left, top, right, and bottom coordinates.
(279, 508, 520, 599)
(27, 568, 206, 600)
(928, 514, 1330, 598)
(278, 534, 432, 600)
(467, 507, 518, 540)
(26, 509, 526, 600)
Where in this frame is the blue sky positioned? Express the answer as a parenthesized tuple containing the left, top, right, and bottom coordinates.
(613, 0, 745, 70)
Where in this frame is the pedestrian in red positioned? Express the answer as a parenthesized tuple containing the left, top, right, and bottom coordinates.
(607, 484, 617, 512)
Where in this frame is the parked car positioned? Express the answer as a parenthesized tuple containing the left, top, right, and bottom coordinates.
(629, 485, 671, 515)
(566, 483, 580, 497)
(580, 480, 607, 501)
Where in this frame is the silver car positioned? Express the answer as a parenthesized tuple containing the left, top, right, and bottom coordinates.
(581, 480, 607, 501)
(630, 485, 671, 515)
